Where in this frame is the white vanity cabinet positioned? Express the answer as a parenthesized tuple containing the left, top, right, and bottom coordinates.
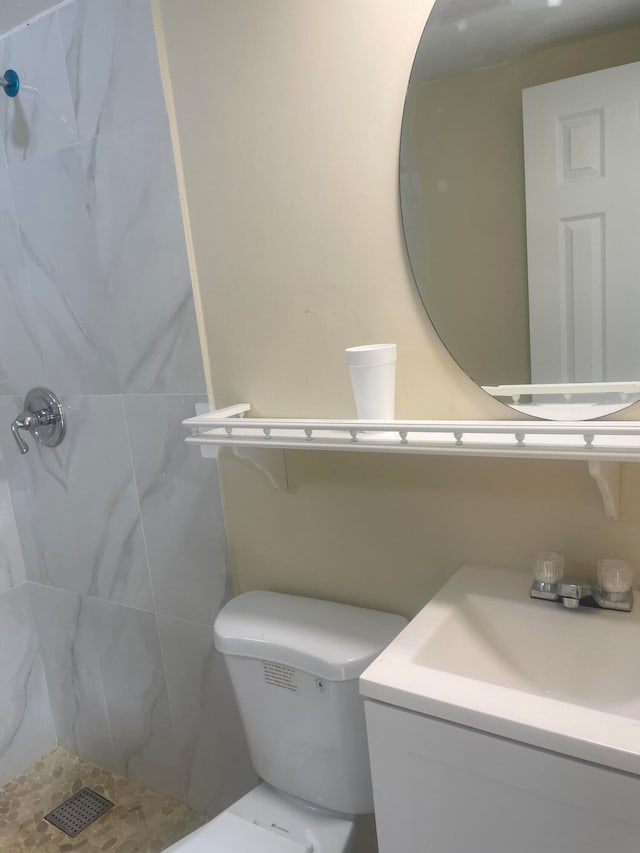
(365, 700, 640, 853)
(360, 566, 640, 852)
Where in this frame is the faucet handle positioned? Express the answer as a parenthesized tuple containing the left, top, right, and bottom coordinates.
(11, 413, 32, 454)
(597, 559, 633, 594)
(532, 552, 565, 585)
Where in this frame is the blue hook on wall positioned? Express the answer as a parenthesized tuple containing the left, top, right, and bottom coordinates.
(0, 69, 20, 98)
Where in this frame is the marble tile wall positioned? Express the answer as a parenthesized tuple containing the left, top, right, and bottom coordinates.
(0, 444, 25, 596)
(0, 583, 56, 786)
(0, 0, 256, 813)
(0, 434, 55, 786)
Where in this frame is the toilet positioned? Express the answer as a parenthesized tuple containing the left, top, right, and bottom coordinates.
(165, 591, 406, 852)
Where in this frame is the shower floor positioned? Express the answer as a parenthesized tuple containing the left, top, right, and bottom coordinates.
(0, 748, 205, 852)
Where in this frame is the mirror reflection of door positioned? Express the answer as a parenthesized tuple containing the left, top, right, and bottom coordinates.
(401, 0, 640, 418)
(523, 62, 640, 385)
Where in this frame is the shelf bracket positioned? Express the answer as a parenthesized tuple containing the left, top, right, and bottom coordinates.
(232, 446, 289, 492)
(190, 402, 288, 490)
(587, 460, 620, 521)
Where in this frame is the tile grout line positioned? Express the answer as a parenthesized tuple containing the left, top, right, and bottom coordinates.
(26, 580, 217, 627)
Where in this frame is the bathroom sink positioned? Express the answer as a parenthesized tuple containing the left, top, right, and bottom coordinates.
(360, 565, 640, 774)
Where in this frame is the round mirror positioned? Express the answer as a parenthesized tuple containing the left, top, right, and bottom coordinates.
(401, 0, 640, 419)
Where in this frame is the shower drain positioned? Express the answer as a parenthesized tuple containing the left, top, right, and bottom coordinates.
(44, 787, 115, 837)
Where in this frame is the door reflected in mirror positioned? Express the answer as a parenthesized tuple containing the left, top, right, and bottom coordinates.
(401, 0, 640, 419)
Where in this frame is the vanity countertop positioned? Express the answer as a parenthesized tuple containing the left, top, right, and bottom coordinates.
(360, 565, 640, 775)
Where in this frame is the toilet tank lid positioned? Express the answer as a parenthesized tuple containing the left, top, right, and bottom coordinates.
(214, 591, 407, 681)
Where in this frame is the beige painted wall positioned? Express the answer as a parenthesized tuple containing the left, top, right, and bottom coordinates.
(406, 23, 640, 386)
(153, 0, 640, 624)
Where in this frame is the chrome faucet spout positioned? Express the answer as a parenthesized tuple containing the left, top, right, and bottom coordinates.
(557, 582, 586, 600)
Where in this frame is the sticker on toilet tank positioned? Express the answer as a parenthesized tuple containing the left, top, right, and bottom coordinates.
(263, 661, 298, 692)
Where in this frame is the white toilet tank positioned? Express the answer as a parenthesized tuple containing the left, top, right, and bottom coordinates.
(214, 592, 406, 816)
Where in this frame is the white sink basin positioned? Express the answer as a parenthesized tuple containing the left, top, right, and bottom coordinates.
(360, 565, 640, 774)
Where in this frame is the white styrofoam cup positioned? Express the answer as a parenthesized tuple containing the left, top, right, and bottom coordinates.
(345, 344, 397, 420)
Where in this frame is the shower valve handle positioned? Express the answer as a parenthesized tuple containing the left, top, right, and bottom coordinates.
(10, 388, 66, 455)
(11, 412, 35, 454)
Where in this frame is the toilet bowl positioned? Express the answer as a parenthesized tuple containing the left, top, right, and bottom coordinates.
(165, 591, 406, 853)
(164, 783, 355, 852)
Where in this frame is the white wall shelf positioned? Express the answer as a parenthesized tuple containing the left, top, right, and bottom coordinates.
(182, 404, 640, 518)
